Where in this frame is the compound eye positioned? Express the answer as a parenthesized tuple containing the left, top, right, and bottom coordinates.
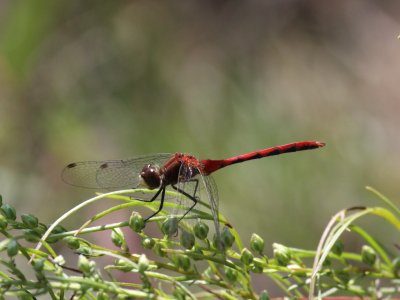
(140, 164, 161, 189)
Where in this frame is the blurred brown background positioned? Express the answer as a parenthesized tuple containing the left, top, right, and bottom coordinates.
(0, 0, 399, 258)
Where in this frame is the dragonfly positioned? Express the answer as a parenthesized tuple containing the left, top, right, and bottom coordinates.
(62, 141, 325, 246)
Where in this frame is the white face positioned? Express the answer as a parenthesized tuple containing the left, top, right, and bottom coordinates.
(138, 175, 148, 188)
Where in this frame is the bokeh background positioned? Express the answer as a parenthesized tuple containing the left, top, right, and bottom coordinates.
(1, 0, 399, 282)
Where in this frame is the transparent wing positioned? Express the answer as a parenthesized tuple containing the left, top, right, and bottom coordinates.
(163, 163, 184, 218)
(171, 164, 220, 244)
(199, 173, 221, 246)
(61, 153, 173, 190)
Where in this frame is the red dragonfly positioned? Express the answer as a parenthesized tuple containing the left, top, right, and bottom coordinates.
(62, 141, 325, 245)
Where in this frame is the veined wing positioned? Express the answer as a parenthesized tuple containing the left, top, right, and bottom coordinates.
(61, 153, 173, 190)
(198, 173, 221, 247)
(170, 163, 196, 218)
(174, 163, 221, 246)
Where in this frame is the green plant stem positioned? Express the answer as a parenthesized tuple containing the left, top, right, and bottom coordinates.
(366, 186, 400, 216)
(350, 225, 391, 266)
(47, 277, 154, 298)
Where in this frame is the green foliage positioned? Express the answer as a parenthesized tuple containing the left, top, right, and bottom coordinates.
(250, 233, 265, 255)
(273, 243, 291, 266)
(0, 187, 399, 299)
(129, 212, 145, 233)
(193, 221, 209, 240)
(361, 245, 377, 266)
(180, 230, 195, 250)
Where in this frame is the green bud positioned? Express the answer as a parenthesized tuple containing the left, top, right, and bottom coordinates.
(141, 237, 155, 250)
(191, 246, 204, 261)
(361, 245, 377, 266)
(52, 225, 67, 234)
(331, 240, 344, 256)
(36, 223, 48, 234)
(153, 241, 167, 257)
(392, 257, 400, 277)
(273, 243, 291, 266)
(251, 258, 264, 274)
(138, 254, 149, 273)
(2, 204, 16, 221)
(175, 254, 191, 271)
(180, 255, 191, 271)
(334, 269, 350, 284)
(322, 258, 331, 267)
(23, 229, 41, 243)
(21, 214, 39, 229)
(129, 212, 144, 232)
(89, 261, 96, 274)
(250, 233, 264, 254)
(111, 228, 125, 248)
(224, 266, 238, 283)
(194, 221, 209, 240)
(221, 227, 235, 249)
(53, 255, 65, 266)
(161, 218, 178, 236)
(115, 259, 134, 272)
(240, 248, 254, 265)
(180, 230, 195, 249)
(0, 214, 8, 230)
(47, 225, 67, 243)
(78, 255, 94, 274)
(77, 246, 93, 256)
(32, 258, 45, 272)
(64, 236, 80, 250)
(7, 239, 19, 257)
(97, 291, 110, 300)
(259, 290, 270, 300)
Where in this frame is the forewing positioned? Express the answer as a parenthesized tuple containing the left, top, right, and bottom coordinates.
(61, 154, 173, 189)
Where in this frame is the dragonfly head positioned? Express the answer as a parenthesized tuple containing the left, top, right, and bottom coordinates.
(139, 164, 161, 189)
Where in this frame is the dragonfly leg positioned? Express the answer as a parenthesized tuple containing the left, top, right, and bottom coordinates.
(177, 178, 200, 199)
(144, 186, 166, 222)
(191, 179, 200, 200)
(171, 184, 198, 222)
(129, 187, 163, 203)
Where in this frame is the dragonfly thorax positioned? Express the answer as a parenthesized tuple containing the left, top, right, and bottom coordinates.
(140, 164, 162, 189)
(162, 154, 201, 186)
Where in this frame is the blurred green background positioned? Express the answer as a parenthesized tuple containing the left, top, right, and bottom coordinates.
(1, 1, 399, 254)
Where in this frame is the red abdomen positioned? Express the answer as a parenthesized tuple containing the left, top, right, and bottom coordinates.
(201, 141, 325, 175)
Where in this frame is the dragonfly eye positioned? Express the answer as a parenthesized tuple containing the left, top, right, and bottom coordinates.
(140, 164, 161, 189)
